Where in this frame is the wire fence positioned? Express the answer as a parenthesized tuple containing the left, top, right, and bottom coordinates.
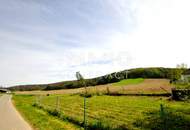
(34, 95, 189, 130)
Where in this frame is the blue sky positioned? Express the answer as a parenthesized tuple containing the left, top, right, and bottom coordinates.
(0, 0, 190, 86)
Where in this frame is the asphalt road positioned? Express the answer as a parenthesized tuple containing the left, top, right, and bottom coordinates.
(0, 94, 32, 130)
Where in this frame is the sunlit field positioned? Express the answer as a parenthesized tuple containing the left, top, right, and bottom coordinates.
(15, 79, 172, 95)
(13, 94, 190, 130)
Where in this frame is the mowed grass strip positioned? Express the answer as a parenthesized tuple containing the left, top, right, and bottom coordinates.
(112, 78, 144, 86)
(12, 95, 81, 130)
(22, 94, 190, 130)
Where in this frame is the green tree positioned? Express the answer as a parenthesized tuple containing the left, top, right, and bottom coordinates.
(168, 69, 183, 82)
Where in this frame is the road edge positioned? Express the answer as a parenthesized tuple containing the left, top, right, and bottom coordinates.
(11, 94, 33, 130)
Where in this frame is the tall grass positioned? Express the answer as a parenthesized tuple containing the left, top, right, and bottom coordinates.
(29, 94, 190, 130)
(12, 95, 81, 130)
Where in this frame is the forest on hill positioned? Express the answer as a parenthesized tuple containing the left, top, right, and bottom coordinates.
(9, 67, 188, 91)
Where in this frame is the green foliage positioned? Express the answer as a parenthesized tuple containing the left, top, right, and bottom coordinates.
(168, 69, 183, 82)
(128, 68, 170, 78)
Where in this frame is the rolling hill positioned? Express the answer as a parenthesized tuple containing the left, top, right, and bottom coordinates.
(8, 67, 186, 91)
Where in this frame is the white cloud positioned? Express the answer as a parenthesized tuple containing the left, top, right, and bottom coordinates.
(1, 0, 190, 86)
(108, 0, 190, 68)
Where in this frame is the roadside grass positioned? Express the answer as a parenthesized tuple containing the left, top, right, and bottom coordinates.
(12, 95, 82, 130)
(13, 94, 190, 130)
(112, 78, 144, 86)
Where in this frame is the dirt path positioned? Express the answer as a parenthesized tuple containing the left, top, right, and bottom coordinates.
(0, 94, 32, 130)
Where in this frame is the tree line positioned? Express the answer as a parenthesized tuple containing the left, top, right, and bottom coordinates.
(9, 67, 187, 91)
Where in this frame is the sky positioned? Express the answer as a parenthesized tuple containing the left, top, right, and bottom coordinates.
(0, 0, 190, 87)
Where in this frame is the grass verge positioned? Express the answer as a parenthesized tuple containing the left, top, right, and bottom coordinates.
(12, 95, 81, 130)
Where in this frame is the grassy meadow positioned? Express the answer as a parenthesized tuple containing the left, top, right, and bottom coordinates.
(12, 78, 190, 130)
(13, 94, 190, 130)
(12, 95, 81, 130)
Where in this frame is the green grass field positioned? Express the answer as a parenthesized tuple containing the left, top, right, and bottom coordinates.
(13, 94, 190, 130)
(113, 78, 144, 86)
(12, 95, 81, 130)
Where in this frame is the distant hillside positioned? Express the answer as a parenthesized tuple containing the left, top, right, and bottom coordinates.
(8, 67, 186, 91)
